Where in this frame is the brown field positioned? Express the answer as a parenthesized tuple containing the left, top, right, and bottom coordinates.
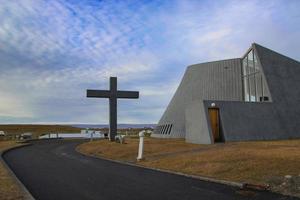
(77, 138, 300, 197)
(0, 141, 25, 200)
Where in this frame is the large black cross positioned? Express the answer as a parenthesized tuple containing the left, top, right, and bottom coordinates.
(86, 77, 139, 141)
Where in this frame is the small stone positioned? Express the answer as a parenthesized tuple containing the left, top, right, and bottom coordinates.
(285, 175, 292, 179)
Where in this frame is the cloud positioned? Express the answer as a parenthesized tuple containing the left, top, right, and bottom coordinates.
(0, 89, 33, 118)
(0, 0, 300, 124)
(158, 0, 300, 63)
(0, 0, 163, 123)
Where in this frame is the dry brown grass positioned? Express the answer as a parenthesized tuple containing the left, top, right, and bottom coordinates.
(0, 141, 25, 200)
(77, 137, 200, 162)
(142, 140, 300, 184)
(77, 138, 300, 196)
(0, 141, 21, 151)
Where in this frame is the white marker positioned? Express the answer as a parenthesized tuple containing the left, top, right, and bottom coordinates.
(137, 130, 145, 161)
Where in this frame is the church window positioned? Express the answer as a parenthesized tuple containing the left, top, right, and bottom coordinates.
(242, 49, 270, 102)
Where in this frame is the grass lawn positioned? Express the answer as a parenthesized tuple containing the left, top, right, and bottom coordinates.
(0, 141, 25, 200)
(77, 137, 300, 197)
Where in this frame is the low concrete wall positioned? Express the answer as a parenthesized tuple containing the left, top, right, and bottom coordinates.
(203, 100, 300, 142)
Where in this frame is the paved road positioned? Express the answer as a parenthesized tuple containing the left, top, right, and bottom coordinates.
(3, 140, 297, 200)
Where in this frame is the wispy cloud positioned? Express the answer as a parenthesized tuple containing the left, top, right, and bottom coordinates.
(0, 0, 300, 124)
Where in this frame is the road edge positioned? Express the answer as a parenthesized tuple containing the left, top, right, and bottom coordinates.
(1, 143, 35, 200)
(75, 147, 245, 189)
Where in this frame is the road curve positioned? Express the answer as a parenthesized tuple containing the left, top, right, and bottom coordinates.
(3, 140, 297, 200)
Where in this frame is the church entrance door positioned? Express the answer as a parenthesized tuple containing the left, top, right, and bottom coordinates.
(208, 108, 221, 142)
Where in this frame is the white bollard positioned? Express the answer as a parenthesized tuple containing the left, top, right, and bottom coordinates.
(137, 131, 145, 161)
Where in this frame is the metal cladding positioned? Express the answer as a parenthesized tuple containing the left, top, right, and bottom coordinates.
(153, 43, 300, 144)
(153, 58, 243, 139)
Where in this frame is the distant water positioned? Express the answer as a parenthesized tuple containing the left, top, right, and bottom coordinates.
(70, 124, 156, 129)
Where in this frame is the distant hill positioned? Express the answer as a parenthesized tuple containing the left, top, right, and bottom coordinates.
(70, 124, 157, 129)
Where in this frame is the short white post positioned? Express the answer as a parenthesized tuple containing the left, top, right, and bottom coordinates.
(137, 131, 145, 161)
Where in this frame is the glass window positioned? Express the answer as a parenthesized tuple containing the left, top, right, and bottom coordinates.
(255, 74, 263, 101)
(243, 77, 249, 101)
(248, 50, 255, 74)
(242, 49, 270, 102)
(249, 75, 256, 102)
(164, 125, 168, 134)
(168, 124, 173, 134)
(254, 52, 259, 72)
(165, 125, 169, 134)
(162, 125, 166, 134)
(242, 57, 248, 76)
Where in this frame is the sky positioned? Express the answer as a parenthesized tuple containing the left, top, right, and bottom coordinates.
(0, 0, 300, 124)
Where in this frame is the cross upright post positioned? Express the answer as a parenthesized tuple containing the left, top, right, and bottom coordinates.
(109, 77, 117, 141)
(86, 77, 139, 141)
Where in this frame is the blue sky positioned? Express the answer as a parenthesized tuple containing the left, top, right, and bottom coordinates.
(0, 0, 300, 124)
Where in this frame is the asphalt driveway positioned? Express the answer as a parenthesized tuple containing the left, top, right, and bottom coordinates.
(3, 140, 298, 200)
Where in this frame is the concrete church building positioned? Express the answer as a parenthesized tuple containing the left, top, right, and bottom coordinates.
(153, 43, 300, 144)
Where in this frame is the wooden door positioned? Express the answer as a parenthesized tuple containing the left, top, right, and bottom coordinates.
(208, 108, 220, 142)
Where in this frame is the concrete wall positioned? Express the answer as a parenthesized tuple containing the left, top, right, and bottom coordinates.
(203, 101, 288, 141)
(154, 58, 243, 138)
(185, 101, 212, 144)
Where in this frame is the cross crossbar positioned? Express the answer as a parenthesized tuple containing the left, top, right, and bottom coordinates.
(117, 91, 139, 99)
(86, 90, 111, 98)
